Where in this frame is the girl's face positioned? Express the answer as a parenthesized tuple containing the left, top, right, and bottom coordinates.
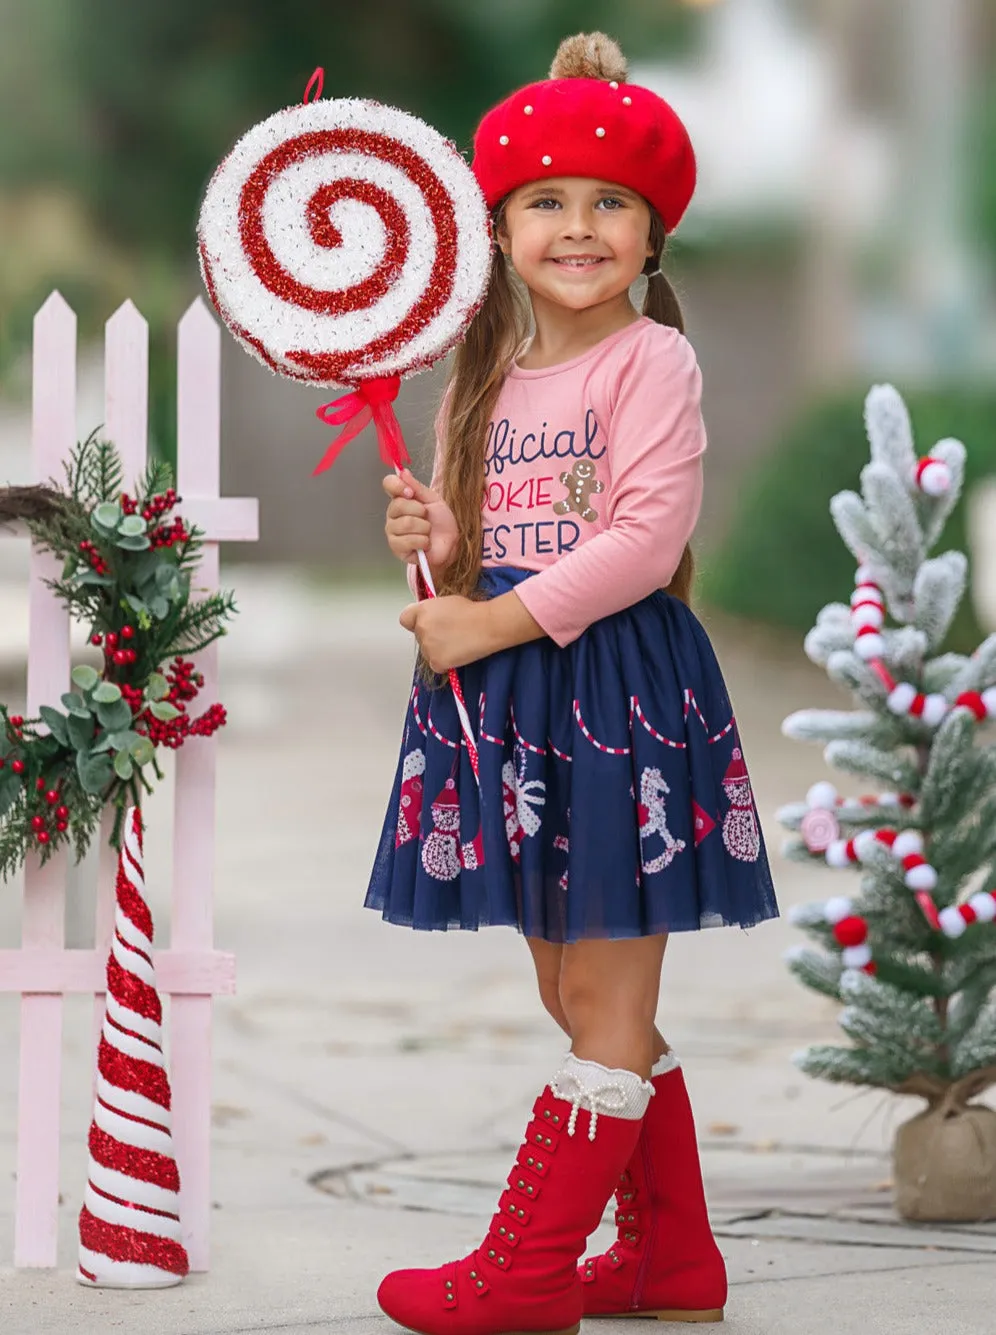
(500, 177, 654, 313)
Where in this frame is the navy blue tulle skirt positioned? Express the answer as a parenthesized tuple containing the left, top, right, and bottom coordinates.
(365, 567, 778, 943)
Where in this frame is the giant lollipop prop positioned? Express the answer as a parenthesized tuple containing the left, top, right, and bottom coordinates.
(198, 69, 490, 775)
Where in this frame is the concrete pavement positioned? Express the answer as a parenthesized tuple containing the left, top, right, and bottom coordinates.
(1, 569, 993, 1333)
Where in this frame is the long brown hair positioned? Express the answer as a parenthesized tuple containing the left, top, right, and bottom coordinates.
(438, 205, 695, 607)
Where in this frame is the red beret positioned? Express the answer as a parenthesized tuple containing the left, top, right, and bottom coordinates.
(472, 76, 696, 233)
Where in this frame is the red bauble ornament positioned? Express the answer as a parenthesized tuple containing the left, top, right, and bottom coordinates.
(106, 633, 119, 649)
(56, 805, 69, 820)
(56, 820, 69, 833)
(113, 650, 128, 666)
(45, 789, 60, 805)
(10, 715, 23, 726)
(91, 633, 103, 646)
(35, 777, 45, 791)
(36, 831, 50, 845)
(30, 815, 45, 832)
(121, 625, 135, 640)
(833, 915, 868, 948)
(11, 759, 25, 775)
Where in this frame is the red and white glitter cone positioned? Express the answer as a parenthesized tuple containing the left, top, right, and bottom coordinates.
(77, 808, 189, 1288)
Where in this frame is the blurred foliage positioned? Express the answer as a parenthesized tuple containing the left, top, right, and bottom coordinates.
(702, 386, 996, 653)
(0, 0, 702, 261)
(969, 85, 996, 272)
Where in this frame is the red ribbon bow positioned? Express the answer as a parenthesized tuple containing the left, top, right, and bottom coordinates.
(313, 375, 410, 476)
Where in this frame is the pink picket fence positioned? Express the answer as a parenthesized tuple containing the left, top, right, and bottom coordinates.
(0, 292, 258, 1270)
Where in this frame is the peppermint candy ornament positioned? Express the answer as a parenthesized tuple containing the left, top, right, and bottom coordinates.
(197, 69, 492, 472)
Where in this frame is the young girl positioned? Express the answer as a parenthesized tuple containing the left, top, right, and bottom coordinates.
(367, 31, 778, 1335)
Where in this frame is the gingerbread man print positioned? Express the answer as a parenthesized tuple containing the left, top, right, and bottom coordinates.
(554, 459, 604, 523)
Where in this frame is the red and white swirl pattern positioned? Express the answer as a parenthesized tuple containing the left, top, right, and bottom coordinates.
(198, 97, 491, 386)
(77, 808, 189, 1289)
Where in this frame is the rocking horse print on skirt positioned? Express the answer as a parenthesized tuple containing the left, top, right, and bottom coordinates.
(636, 766, 687, 874)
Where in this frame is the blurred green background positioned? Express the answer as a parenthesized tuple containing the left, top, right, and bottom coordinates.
(1, 0, 995, 645)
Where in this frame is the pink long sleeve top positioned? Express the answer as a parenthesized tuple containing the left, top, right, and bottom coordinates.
(415, 316, 706, 648)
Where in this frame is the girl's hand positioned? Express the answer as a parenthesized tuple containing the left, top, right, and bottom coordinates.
(383, 469, 459, 575)
(399, 590, 546, 672)
(399, 596, 494, 672)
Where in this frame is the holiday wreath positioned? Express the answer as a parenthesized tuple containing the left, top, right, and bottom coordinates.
(0, 433, 236, 878)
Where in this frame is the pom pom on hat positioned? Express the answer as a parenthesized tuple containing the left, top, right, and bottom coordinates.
(472, 31, 696, 233)
(549, 32, 628, 81)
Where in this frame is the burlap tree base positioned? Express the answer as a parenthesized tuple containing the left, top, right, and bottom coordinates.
(893, 1068, 996, 1222)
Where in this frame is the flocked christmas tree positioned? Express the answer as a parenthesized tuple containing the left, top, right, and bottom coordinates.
(780, 384, 996, 1223)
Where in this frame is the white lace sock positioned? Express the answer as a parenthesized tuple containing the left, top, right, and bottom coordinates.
(550, 1053, 655, 1142)
(651, 1050, 681, 1078)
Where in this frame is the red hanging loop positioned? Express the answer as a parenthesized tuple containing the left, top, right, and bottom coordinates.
(303, 68, 325, 104)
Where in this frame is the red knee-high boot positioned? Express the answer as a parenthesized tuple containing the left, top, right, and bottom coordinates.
(377, 1056, 653, 1335)
(580, 1054, 727, 1322)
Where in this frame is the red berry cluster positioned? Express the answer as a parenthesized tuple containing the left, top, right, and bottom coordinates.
(78, 539, 109, 576)
(1, 715, 26, 774)
(122, 487, 189, 549)
(91, 625, 138, 667)
(28, 777, 70, 844)
(121, 488, 177, 520)
(132, 657, 227, 751)
(150, 515, 191, 550)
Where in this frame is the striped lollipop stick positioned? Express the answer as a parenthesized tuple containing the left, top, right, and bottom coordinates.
(77, 807, 189, 1288)
(412, 541, 481, 781)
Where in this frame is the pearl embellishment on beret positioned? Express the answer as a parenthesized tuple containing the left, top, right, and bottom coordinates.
(542, 154, 552, 165)
(524, 105, 534, 115)
(609, 81, 619, 90)
(622, 96, 632, 106)
(595, 127, 606, 137)
(499, 135, 509, 145)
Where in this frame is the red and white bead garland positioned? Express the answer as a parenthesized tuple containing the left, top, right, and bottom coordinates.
(914, 455, 952, 497)
(198, 90, 491, 386)
(817, 896, 876, 975)
(850, 565, 996, 725)
(799, 780, 914, 854)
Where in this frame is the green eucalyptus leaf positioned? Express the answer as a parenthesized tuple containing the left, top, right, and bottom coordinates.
(113, 751, 134, 781)
(114, 534, 151, 552)
(125, 594, 148, 615)
(96, 699, 132, 732)
(61, 692, 91, 717)
(35, 735, 60, 758)
(74, 569, 114, 587)
(71, 665, 99, 692)
(149, 700, 181, 722)
(132, 552, 159, 582)
(77, 751, 114, 795)
(146, 674, 168, 701)
(91, 682, 122, 704)
(154, 565, 176, 591)
(38, 707, 68, 746)
(93, 501, 121, 530)
(117, 515, 147, 537)
(149, 595, 169, 619)
(107, 729, 140, 752)
(67, 713, 96, 751)
(130, 738, 154, 767)
(90, 733, 115, 755)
